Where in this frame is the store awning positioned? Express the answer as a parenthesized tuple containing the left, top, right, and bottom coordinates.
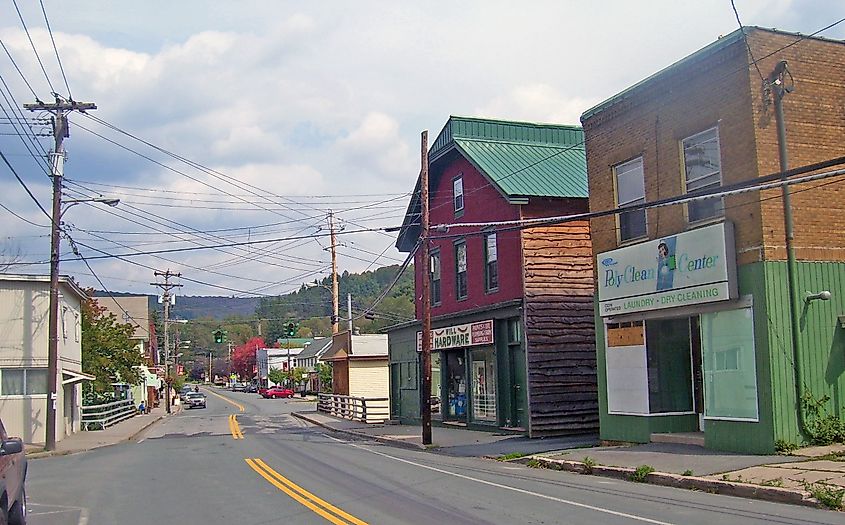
(62, 370, 96, 385)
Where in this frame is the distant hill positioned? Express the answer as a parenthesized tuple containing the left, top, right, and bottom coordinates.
(93, 291, 259, 321)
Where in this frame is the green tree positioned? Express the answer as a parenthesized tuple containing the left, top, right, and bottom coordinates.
(268, 367, 287, 386)
(316, 362, 333, 393)
(82, 294, 144, 393)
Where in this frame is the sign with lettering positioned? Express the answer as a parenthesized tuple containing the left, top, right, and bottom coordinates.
(417, 320, 494, 352)
(597, 222, 736, 317)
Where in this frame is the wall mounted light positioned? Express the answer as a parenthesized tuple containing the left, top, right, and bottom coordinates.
(805, 290, 832, 303)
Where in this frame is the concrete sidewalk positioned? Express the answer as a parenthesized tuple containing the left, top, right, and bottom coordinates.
(294, 410, 844, 510)
(292, 410, 598, 457)
(25, 403, 177, 459)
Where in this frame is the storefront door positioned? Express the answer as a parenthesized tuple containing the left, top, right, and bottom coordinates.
(444, 350, 467, 421)
(470, 347, 497, 423)
(510, 346, 527, 429)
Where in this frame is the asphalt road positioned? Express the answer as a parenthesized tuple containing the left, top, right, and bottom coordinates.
(25, 388, 842, 525)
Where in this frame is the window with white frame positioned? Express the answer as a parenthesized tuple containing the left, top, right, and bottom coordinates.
(683, 127, 724, 223)
(453, 176, 464, 214)
(1, 368, 47, 396)
(614, 157, 646, 242)
(484, 232, 498, 292)
(431, 250, 442, 305)
(455, 240, 467, 300)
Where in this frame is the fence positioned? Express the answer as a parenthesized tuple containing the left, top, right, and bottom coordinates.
(317, 393, 389, 424)
(81, 398, 137, 431)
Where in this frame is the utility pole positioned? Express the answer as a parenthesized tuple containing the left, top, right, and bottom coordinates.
(328, 211, 340, 334)
(24, 97, 96, 451)
(347, 293, 353, 333)
(151, 270, 182, 414)
(420, 130, 432, 446)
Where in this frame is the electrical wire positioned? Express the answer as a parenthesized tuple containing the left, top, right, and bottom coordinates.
(11, 0, 55, 94)
(38, 0, 72, 100)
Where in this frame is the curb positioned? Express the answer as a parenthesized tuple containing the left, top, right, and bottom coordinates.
(292, 412, 427, 451)
(525, 456, 821, 509)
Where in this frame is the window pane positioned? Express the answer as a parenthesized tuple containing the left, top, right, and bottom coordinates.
(25, 369, 47, 395)
(616, 158, 645, 205)
(471, 348, 497, 422)
(645, 318, 693, 413)
(620, 207, 647, 241)
(2, 369, 24, 395)
(701, 308, 758, 420)
(456, 243, 467, 273)
(453, 178, 464, 211)
(485, 234, 497, 263)
(431, 253, 441, 279)
(683, 128, 723, 222)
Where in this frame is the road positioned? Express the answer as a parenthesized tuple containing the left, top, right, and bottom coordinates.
(25, 388, 841, 525)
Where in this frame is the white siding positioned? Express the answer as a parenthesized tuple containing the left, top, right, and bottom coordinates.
(348, 360, 389, 401)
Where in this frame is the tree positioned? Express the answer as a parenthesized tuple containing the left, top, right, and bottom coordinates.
(231, 336, 264, 379)
(82, 294, 144, 393)
(212, 357, 228, 378)
(316, 362, 332, 393)
(188, 362, 205, 381)
(268, 367, 286, 386)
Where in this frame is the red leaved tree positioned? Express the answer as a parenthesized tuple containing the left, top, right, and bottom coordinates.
(231, 336, 264, 380)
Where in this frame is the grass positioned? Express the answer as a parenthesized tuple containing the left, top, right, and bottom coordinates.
(805, 482, 845, 510)
(760, 478, 784, 488)
(629, 465, 655, 483)
(495, 452, 528, 462)
(526, 459, 542, 468)
(581, 456, 596, 474)
(774, 439, 799, 455)
(682, 469, 694, 477)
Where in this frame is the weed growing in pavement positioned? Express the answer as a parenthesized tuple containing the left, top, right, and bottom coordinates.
(760, 478, 784, 488)
(495, 452, 528, 462)
(805, 482, 844, 510)
(526, 459, 542, 468)
(815, 450, 845, 462)
(774, 440, 799, 455)
(682, 469, 694, 476)
(581, 456, 596, 474)
(721, 474, 745, 483)
(630, 465, 655, 483)
(801, 392, 845, 445)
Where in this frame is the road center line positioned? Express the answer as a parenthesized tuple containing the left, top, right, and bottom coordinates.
(229, 414, 244, 439)
(205, 388, 245, 412)
(245, 458, 368, 525)
(336, 438, 674, 525)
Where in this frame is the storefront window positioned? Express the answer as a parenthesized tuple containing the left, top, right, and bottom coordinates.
(445, 351, 467, 419)
(431, 352, 442, 419)
(471, 348, 497, 422)
(701, 307, 758, 420)
(645, 318, 694, 413)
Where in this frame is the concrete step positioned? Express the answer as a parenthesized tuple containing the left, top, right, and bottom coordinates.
(650, 432, 705, 447)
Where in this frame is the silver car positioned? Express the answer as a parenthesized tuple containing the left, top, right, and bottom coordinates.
(185, 392, 207, 409)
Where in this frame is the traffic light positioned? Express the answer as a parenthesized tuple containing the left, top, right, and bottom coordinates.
(284, 321, 298, 338)
(213, 329, 226, 344)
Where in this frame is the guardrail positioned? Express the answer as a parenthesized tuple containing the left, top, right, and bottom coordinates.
(81, 398, 137, 431)
(317, 393, 389, 424)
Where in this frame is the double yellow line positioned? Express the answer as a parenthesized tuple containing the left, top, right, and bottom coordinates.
(245, 458, 368, 525)
(228, 414, 244, 439)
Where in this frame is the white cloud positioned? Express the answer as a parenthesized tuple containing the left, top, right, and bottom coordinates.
(475, 84, 601, 125)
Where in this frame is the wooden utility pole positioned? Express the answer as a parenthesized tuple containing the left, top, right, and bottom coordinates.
(328, 211, 340, 334)
(24, 97, 96, 451)
(152, 270, 182, 414)
(420, 130, 432, 445)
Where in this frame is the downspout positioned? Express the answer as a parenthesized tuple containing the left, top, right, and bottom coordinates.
(770, 60, 809, 435)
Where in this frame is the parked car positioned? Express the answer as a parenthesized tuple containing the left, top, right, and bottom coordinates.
(231, 382, 248, 392)
(257, 387, 269, 397)
(179, 385, 194, 402)
(0, 418, 26, 524)
(261, 387, 294, 399)
(244, 383, 257, 393)
(185, 392, 207, 409)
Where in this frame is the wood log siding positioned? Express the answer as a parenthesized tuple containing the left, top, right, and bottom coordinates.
(521, 221, 598, 437)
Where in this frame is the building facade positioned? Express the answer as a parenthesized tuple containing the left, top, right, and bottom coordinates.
(581, 27, 845, 453)
(389, 116, 597, 437)
(0, 275, 89, 444)
(322, 333, 389, 401)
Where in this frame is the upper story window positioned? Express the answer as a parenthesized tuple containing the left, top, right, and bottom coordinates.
(455, 240, 468, 300)
(453, 176, 464, 215)
(614, 157, 646, 243)
(431, 251, 442, 305)
(484, 232, 498, 292)
(682, 127, 724, 223)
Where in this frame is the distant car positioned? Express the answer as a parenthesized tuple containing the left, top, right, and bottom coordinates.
(262, 387, 294, 399)
(0, 417, 26, 525)
(244, 383, 257, 393)
(185, 392, 207, 409)
(179, 385, 194, 402)
(231, 382, 248, 392)
(257, 387, 269, 397)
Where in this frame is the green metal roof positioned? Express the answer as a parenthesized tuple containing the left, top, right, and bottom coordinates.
(430, 116, 587, 198)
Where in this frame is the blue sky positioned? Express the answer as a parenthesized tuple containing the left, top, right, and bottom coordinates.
(0, 1, 842, 297)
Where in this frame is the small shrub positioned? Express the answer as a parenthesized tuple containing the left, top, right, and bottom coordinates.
(582, 456, 596, 474)
(760, 478, 784, 488)
(801, 392, 845, 445)
(495, 452, 527, 462)
(774, 440, 799, 454)
(805, 482, 844, 510)
(526, 459, 541, 468)
(630, 465, 655, 483)
(682, 469, 694, 477)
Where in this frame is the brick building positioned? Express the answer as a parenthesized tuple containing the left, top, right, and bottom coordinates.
(388, 116, 597, 437)
(581, 27, 845, 453)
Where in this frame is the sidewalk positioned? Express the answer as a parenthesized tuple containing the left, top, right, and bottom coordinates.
(292, 410, 598, 457)
(294, 410, 844, 510)
(25, 403, 177, 459)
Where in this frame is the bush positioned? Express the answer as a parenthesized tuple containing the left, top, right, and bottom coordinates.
(630, 465, 655, 483)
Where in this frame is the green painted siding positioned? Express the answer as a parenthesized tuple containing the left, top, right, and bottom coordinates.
(763, 261, 845, 446)
(387, 324, 422, 423)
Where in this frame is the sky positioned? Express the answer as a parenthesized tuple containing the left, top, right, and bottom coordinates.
(0, 1, 842, 299)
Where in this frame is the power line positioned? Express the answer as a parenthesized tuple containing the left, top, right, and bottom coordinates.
(0, 148, 51, 220)
(730, 1, 764, 82)
(11, 0, 55, 94)
(38, 0, 72, 100)
(0, 39, 40, 101)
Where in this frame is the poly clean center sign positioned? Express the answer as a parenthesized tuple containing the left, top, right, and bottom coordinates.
(597, 222, 737, 317)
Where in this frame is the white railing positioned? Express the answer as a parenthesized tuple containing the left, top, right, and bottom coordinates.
(317, 394, 389, 424)
(81, 398, 136, 431)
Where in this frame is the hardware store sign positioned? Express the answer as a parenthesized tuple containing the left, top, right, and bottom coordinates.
(597, 222, 737, 317)
(417, 320, 494, 352)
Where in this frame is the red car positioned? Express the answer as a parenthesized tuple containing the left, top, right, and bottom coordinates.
(262, 387, 294, 399)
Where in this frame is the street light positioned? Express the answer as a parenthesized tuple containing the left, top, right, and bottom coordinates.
(46, 196, 119, 451)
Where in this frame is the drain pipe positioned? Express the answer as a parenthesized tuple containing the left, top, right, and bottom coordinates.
(770, 60, 809, 436)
